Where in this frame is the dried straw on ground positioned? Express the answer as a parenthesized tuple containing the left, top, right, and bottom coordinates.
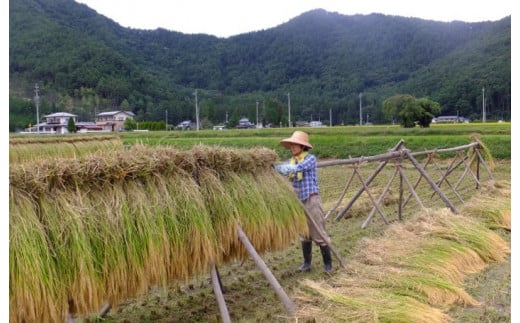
(9, 144, 307, 323)
(294, 180, 510, 323)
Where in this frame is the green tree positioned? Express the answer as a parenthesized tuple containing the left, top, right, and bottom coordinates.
(67, 117, 76, 133)
(124, 117, 137, 131)
(415, 98, 441, 127)
(121, 99, 130, 111)
(382, 95, 440, 128)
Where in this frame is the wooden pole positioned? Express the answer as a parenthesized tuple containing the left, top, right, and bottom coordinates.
(334, 140, 405, 221)
(236, 226, 295, 316)
(211, 264, 231, 323)
(354, 167, 389, 224)
(398, 163, 403, 221)
(401, 153, 434, 208)
(429, 156, 464, 203)
(475, 148, 495, 181)
(397, 165, 425, 210)
(99, 303, 111, 317)
(454, 151, 480, 190)
(404, 150, 459, 214)
(324, 169, 356, 219)
(362, 167, 399, 229)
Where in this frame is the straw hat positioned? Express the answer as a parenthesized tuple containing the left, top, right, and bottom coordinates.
(280, 131, 313, 149)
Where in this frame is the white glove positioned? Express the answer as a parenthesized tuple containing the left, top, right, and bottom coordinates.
(274, 163, 298, 176)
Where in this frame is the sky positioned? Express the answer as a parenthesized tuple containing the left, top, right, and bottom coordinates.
(74, 0, 512, 38)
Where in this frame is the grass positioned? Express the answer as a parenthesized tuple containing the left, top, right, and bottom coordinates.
(116, 123, 511, 159)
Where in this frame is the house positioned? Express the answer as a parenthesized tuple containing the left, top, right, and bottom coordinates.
(95, 111, 136, 132)
(22, 110, 136, 134)
(27, 112, 78, 134)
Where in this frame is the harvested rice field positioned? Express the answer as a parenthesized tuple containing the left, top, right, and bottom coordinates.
(9, 137, 511, 323)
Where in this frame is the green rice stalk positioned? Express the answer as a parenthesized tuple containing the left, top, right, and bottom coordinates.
(254, 170, 309, 247)
(219, 171, 305, 257)
(9, 144, 313, 321)
(197, 168, 241, 263)
(9, 189, 67, 323)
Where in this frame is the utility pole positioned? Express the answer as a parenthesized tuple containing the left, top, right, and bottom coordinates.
(359, 93, 363, 126)
(194, 90, 200, 130)
(482, 87, 486, 123)
(287, 92, 291, 127)
(165, 110, 168, 130)
(34, 83, 40, 134)
(256, 101, 259, 128)
(329, 108, 332, 127)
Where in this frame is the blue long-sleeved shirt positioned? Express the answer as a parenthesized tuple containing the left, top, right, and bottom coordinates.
(288, 153, 320, 201)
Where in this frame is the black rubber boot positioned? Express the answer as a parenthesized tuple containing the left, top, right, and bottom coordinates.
(299, 240, 313, 271)
(320, 245, 333, 273)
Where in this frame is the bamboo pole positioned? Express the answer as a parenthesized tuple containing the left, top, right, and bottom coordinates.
(211, 265, 231, 323)
(236, 226, 295, 316)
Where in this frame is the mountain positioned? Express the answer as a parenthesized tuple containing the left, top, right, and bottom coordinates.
(9, 0, 511, 131)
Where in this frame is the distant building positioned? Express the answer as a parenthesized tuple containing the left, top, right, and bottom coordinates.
(76, 122, 105, 133)
(24, 112, 77, 134)
(310, 121, 325, 127)
(22, 110, 135, 134)
(236, 117, 255, 129)
(95, 111, 136, 131)
(432, 116, 469, 124)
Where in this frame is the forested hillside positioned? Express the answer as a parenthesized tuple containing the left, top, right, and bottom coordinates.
(9, 0, 511, 131)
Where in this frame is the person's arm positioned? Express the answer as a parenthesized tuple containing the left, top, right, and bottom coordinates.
(274, 163, 298, 175)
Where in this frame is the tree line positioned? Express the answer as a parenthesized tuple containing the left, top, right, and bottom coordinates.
(8, 0, 511, 131)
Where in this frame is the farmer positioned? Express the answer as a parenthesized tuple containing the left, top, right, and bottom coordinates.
(274, 131, 333, 273)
